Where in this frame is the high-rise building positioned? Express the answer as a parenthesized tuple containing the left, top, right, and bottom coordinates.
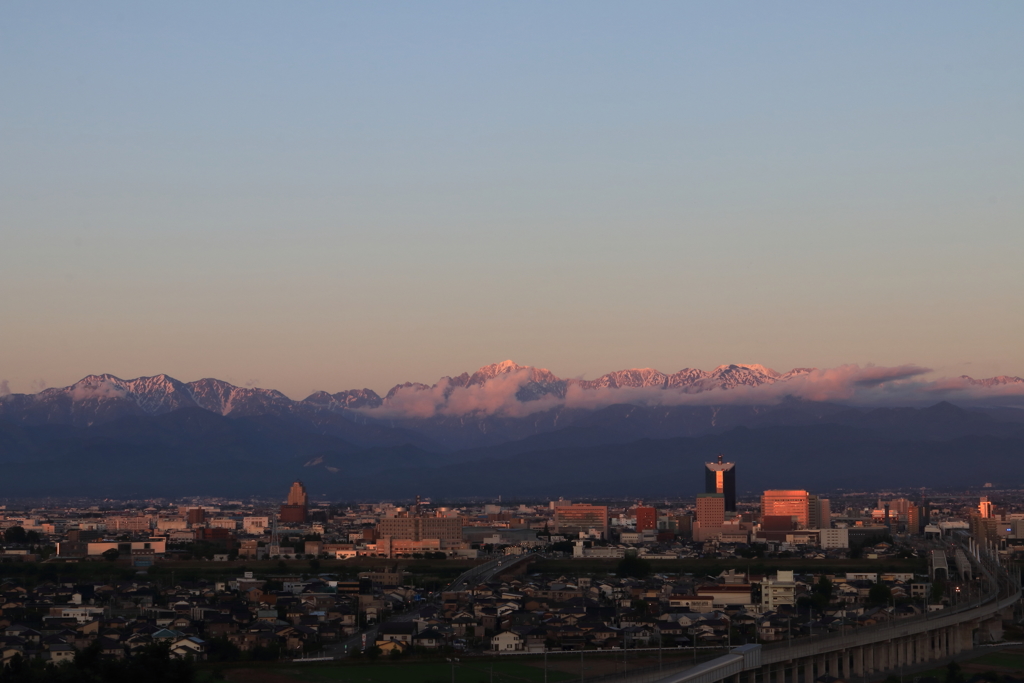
(280, 480, 309, 524)
(554, 504, 609, 539)
(377, 515, 463, 541)
(186, 508, 206, 526)
(761, 490, 829, 529)
(635, 505, 657, 533)
(287, 481, 309, 506)
(890, 498, 912, 518)
(694, 493, 725, 542)
(907, 503, 920, 534)
(761, 490, 808, 526)
(704, 455, 736, 512)
(809, 496, 830, 529)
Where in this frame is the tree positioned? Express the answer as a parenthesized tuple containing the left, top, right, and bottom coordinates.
(930, 582, 945, 604)
(102, 548, 120, 562)
(867, 581, 892, 607)
(309, 559, 321, 572)
(945, 661, 965, 683)
(549, 540, 574, 553)
(616, 553, 652, 579)
(3, 526, 27, 544)
(205, 637, 242, 662)
(1, 640, 197, 683)
(812, 575, 833, 610)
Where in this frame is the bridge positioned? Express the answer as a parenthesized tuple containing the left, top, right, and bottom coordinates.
(445, 551, 540, 593)
(642, 542, 1019, 683)
(930, 550, 949, 580)
(954, 548, 973, 582)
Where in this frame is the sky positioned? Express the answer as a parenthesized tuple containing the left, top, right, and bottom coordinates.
(1, 2, 1022, 399)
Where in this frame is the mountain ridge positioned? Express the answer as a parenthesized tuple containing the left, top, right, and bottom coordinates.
(1, 361, 1022, 433)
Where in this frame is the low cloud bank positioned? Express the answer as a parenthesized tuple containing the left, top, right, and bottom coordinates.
(364, 364, 1024, 420)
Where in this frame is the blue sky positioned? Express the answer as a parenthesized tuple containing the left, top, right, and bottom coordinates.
(1, 2, 1022, 397)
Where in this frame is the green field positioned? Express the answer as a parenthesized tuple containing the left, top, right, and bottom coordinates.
(531, 557, 927, 576)
(297, 661, 572, 683)
(969, 652, 1024, 670)
(0, 557, 483, 589)
(897, 648, 1024, 681)
(2, 554, 928, 590)
(210, 652, 700, 683)
(215, 660, 577, 683)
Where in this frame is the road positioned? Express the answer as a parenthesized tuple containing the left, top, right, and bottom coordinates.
(446, 552, 538, 593)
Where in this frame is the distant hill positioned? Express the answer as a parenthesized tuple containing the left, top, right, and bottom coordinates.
(1, 398, 1023, 498)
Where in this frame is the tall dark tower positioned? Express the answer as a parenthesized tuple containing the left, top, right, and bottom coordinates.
(704, 454, 736, 512)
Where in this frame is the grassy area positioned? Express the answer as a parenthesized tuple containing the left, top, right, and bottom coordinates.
(0, 557, 487, 588)
(901, 648, 1024, 681)
(305, 660, 574, 683)
(210, 651, 703, 683)
(216, 659, 577, 683)
(970, 652, 1024, 670)
(532, 557, 927, 576)
(1, 554, 927, 589)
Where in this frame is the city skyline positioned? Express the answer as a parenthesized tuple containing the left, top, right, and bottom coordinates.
(2, 3, 1023, 678)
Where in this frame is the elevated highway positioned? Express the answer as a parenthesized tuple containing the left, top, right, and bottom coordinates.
(645, 542, 1019, 683)
(445, 551, 539, 592)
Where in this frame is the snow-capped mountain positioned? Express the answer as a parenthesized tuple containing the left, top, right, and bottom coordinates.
(0, 373, 293, 427)
(1, 361, 1022, 430)
(302, 388, 384, 410)
(3, 361, 1024, 497)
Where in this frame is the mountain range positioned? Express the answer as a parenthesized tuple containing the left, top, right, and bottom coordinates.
(1, 361, 1023, 498)
(0, 362, 833, 425)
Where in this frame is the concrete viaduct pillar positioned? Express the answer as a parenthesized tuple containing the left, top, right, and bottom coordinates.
(802, 656, 814, 683)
